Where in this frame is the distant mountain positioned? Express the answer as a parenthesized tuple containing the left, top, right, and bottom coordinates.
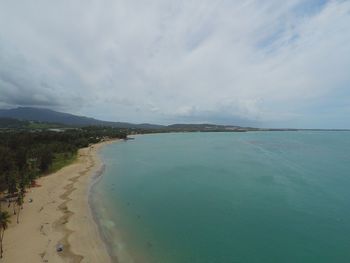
(0, 108, 343, 132)
(167, 123, 240, 129)
(0, 107, 252, 132)
(166, 123, 247, 132)
(0, 107, 164, 129)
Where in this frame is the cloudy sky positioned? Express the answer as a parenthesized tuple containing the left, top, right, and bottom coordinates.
(0, 0, 349, 128)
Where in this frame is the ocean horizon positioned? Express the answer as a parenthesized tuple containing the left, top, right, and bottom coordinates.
(91, 132, 350, 263)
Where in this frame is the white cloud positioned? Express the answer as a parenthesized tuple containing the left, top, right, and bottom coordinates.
(0, 0, 349, 128)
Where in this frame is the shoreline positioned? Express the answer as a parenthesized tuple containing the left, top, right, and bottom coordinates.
(3, 140, 116, 263)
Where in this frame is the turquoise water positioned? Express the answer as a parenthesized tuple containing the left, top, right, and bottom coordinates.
(92, 132, 350, 263)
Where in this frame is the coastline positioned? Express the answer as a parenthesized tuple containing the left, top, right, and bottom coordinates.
(3, 140, 116, 263)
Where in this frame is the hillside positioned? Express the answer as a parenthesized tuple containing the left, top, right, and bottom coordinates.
(166, 123, 247, 132)
(0, 107, 253, 132)
(0, 107, 163, 129)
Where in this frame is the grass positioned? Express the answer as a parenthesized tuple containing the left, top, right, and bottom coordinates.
(48, 152, 77, 174)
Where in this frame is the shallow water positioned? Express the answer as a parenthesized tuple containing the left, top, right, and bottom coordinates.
(91, 132, 350, 263)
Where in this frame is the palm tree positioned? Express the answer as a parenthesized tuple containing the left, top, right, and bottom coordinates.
(7, 176, 17, 197)
(7, 176, 17, 214)
(12, 200, 17, 215)
(16, 194, 23, 224)
(0, 193, 3, 212)
(0, 211, 11, 258)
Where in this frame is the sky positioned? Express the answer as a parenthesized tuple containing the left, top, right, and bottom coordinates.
(0, 0, 350, 128)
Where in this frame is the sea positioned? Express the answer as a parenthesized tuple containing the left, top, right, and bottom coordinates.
(90, 132, 350, 263)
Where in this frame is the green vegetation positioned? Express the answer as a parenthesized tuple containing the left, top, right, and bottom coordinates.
(27, 122, 64, 130)
(48, 152, 77, 174)
(0, 127, 128, 190)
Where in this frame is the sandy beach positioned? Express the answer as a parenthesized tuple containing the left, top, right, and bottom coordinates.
(2, 141, 115, 263)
